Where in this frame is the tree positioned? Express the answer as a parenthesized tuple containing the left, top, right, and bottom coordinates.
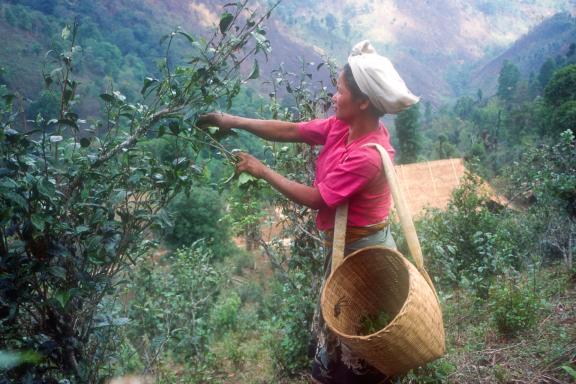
(543, 64, 576, 136)
(497, 60, 520, 104)
(395, 103, 422, 164)
(424, 100, 432, 129)
(551, 100, 576, 135)
(544, 64, 576, 107)
(0, 4, 277, 380)
(538, 58, 556, 89)
(454, 96, 475, 120)
(324, 13, 337, 29)
(435, 134, 457, 159)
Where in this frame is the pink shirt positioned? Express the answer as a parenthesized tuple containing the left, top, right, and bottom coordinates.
(298, 116, 395, 231)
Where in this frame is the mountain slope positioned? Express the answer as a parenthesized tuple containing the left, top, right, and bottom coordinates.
(470, 12, 576, 96)
(0, 0, 574, 109)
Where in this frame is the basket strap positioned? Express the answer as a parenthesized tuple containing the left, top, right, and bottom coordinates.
(331, 202, 349, 272)
(363, 143, 437, 295)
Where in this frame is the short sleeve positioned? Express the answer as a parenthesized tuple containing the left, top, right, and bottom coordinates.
(317, 147, 381, 208)
(298, 117, 333, 145)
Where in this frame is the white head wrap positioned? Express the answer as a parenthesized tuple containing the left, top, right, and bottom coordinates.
(347, 40, 419, 114)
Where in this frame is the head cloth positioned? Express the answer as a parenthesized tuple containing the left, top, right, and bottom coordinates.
(348, 40, 419, 114)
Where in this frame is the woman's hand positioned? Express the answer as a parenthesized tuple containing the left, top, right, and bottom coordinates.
(197, 112, 236, 132)
(235, 152, 267, 179)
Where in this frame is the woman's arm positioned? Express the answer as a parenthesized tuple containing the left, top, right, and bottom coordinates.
(236, 152, 325, 209)
(198, 112, 302, 142)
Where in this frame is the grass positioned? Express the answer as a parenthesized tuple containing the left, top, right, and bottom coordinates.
(220, 265, 575, 383)
(398, 266, 575, 383)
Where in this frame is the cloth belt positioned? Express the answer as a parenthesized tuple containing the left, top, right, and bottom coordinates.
(323, 220, 389, 249)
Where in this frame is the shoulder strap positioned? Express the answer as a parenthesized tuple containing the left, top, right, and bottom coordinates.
(331, 143, 437, 295)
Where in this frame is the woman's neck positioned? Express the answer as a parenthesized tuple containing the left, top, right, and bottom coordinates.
(347, 114, 380, 143)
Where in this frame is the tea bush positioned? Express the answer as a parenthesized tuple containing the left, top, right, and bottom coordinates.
(489, 277, 542, 336)
(415, 174, 529, 296)
(0, 2, 278, 380)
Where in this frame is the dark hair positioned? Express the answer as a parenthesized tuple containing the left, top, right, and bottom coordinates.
(342, 63, 385, 117)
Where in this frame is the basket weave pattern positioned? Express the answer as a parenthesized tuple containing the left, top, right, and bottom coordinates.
(321, 246, 445, 376)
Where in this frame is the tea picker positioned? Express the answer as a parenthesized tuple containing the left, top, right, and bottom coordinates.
(199, 40, 444, 383)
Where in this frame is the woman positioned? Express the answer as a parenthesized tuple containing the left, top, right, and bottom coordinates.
(200, 40, 419, 383)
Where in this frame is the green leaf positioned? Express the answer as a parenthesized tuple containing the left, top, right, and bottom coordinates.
(0, 350, 42, 369)
(37, 178, 55, 200)
(80, 137, 91, 148)
(177, 31, 195, 43)
(141, 77, 159, 95)
(219, 12, 234, 34)
(238, 172, 256, 187)
(49, 266, 67, 280)
(99, 93, 115, 103)
(247, 59, 259, 80)
(30, 214, 45, 231)
(4, 192, 27, 209)
(61, 26, 70, 40)
(54, 289, 72, 309)
(562, 365, 576, 379)
(75, 225, 90, 235)
(0, 178, 17, 189)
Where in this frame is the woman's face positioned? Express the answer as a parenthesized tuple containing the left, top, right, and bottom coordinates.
(332, 72, 365, 122)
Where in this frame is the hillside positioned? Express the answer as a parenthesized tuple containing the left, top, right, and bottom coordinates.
(267, 0, 576, 101)
(0, 0, 574, 110)
(470, 12, 576, 96)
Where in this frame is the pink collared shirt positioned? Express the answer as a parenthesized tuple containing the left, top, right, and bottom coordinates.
(298, 116, 395, 231)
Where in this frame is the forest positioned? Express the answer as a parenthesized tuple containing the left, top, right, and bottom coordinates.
(0, 1, 575, 383)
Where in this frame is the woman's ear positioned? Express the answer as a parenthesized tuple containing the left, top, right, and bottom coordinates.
(358, 98, 371, 112)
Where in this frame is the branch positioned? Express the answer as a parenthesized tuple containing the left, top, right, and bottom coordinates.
(91, 108, 177, 168)
(65, 107, 178, 197)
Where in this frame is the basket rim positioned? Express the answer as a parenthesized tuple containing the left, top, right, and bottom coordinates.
(320, 245, 415, 340)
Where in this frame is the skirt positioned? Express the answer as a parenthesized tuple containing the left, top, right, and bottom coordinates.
(310, 226, 397, 384)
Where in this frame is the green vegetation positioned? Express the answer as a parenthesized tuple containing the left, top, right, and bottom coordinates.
(395, 103, 422, 164)
(1, 1, 575, 383)
(359, 310, 392, 335)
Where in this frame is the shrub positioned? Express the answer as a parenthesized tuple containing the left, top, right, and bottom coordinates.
(0, 4, 276, 380)
(209, 291, 242, 334)
(403, 358, 457, 383)
(162, 188, 232, 257)
(124, 241, 223, 366)
(415, 174, 529, 296)
(489, 278, 541, 336)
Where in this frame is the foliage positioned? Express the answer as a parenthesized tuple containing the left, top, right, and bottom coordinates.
(503, 129, 576, 269)
(543, 64, 576, 107)
(249, 59, 335, 377)
(497, 60, 520, 104)
(395, 103, 422, 164)
(488, 276, 542, 336)
(209, 291, 242, 335)
(415, 174, 529, 296)
(161, 188, 232, 255)
(0, 2, 278, 381)
(543, 64, 576, 136)
(120, 241, 223, 375)
(402, 358, 457, 383)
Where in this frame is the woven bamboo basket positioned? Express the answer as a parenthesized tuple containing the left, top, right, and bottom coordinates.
(320, 143, 445, 377)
